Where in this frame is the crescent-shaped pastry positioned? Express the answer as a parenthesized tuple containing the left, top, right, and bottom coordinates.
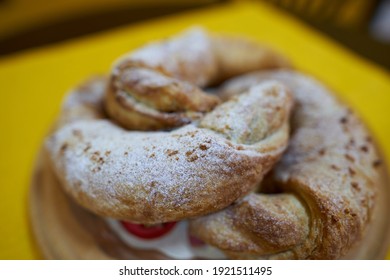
(45, 77, 292, 223)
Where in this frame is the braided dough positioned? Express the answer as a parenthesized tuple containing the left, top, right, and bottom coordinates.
(43, 28, 386, 259)
(190, 71, 384, 259)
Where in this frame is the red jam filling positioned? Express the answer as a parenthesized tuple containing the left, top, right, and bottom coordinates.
(120, 221, 177, 239)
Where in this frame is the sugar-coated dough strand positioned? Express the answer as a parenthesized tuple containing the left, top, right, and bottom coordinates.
(45, 79, 292, 224)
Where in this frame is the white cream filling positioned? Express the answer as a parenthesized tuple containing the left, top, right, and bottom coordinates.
(106, 219, 225, 259)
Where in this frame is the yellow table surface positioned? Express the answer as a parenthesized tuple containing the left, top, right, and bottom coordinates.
(0, 0, 389, 260)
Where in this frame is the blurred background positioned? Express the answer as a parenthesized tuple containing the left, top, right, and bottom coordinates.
(0, 0, 389, 70)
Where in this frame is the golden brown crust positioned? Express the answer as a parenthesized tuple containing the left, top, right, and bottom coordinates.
(190, 70, 384, 259)
(105, 28, 290, 130)
(190, 193, 309, 257)
(105, 68, 220, 130)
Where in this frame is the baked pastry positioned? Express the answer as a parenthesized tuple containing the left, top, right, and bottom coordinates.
(30, 28, 389, 259)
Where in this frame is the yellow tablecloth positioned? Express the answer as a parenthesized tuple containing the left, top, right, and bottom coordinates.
(0, 0, 389, 259)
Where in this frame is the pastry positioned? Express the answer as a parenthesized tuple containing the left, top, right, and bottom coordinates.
(46, 77, 292, 224)
(30, 28, 389, 259)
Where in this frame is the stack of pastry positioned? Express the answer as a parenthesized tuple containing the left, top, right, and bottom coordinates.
(30, 28, 390, 259)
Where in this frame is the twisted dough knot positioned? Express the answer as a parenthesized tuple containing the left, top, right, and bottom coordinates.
(105, 28, 289, 130)
(45, 29, 384, 259)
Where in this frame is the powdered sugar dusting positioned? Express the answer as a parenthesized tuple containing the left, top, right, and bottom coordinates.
(201, 81, 292, 145)
(46, 118, 275, 222)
